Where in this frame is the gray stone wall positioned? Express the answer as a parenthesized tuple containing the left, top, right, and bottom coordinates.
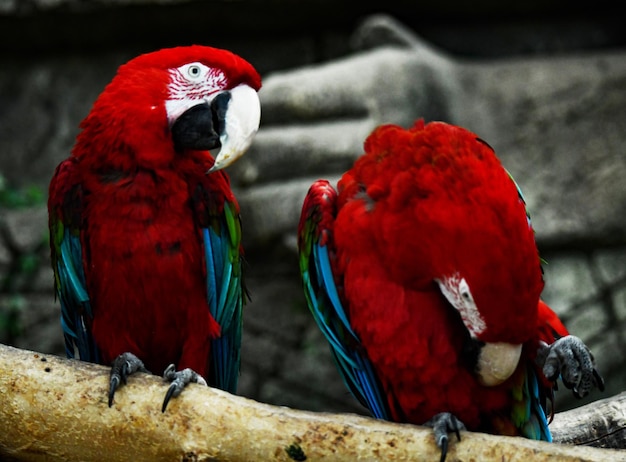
(1, 1, 625, 423)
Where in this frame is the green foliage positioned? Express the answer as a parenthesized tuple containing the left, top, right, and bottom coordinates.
(0, 295, 24, 342)
(0, 233, 47, 295)
(18, 253, 40, 276)
(0, 172, 47, 341)
(0, 173, 45, 209)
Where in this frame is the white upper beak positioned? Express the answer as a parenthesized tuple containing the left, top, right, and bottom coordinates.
(209, 84, 261, 172)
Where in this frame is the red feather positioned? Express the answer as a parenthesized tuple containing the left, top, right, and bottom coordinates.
(48, 46, 259, 382)
(327, 120, 557, 431)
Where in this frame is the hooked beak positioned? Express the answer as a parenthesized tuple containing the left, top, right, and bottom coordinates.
(475, 341, 522, 386)
(209, 84, 260, 173)
(436, 275, 522, 386)
(169, 83, 260, 173)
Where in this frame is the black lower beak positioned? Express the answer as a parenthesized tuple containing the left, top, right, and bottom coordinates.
(171, 92, 231, 152)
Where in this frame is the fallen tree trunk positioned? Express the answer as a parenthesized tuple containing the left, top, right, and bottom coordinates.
(0, 343, 623, 462)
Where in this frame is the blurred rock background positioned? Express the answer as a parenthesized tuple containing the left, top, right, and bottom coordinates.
(0, 0, 625, 421)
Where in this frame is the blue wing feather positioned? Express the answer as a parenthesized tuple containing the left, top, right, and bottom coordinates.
(522, 367, 552, 441)
(48, 161, 99, 363)
(204, 202, 243, 393)
(315, 244, 357, 338)
(298, 180, 391, 420)
(204, 228, 218, 311)
(507, 168, 551, 441)
(55, 226, 99, 363)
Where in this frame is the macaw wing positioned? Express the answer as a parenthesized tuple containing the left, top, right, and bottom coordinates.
(505, 167, 535, 230)
(505, 170, 556, 441)
(508, 363, 552, 441)
(298, 180, 391, 420)
(48, 159, 99, 363)
(200, 192, 245, 394)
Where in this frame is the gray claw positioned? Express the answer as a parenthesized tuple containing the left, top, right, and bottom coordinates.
(536, 335, 605, 398)
(108, 352, 149, 407)
(162, 364, 208, 412)
(424, 412, 465, 462)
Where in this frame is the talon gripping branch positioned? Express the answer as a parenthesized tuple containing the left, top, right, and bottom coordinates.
(298, 120, 604, 461)
(48, 46, 261, 411)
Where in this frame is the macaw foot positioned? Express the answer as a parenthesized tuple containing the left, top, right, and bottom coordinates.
(424, 412, 466, 462)
(161, 364, 208, 412)
(536, 335, 605, 398)
(109, 352, 150, 407)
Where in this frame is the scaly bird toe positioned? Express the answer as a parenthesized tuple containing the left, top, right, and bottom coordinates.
(537, 335, 605, 399)
(162, 364, 208, 412)
(424, 412, 466, 462)
(108, 352, 150, 407)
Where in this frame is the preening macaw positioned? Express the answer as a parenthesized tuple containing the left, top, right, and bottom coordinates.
(298, 120, 604, 460)
(48, 45, 261, 411)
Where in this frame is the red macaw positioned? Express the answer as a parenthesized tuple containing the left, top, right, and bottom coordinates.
(48, 46, 261, 411)
(298, 120, 604, 460)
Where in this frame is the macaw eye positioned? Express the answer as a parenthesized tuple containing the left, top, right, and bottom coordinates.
(187, 65, 202, 79)
(176, 62, 207, 82)
(436, 274, 486, 338)
(459, 278, 474, 303)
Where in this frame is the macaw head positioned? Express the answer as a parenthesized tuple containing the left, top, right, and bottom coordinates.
(74, 45, 261, 172)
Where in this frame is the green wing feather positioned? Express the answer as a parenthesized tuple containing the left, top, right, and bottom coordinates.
(204, 199, 244, 393)
(298, 179, 391, 420)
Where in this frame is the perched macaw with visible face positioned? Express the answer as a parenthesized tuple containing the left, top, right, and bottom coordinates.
(48, 45, 261, 411)
(298, 120, 604, 461)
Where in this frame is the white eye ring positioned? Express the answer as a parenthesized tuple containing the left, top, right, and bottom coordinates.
(187, 64, 202, 79)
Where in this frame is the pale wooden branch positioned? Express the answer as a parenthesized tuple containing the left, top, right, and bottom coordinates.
(0, 343, 624, 462)
(551, 391, 626, 449)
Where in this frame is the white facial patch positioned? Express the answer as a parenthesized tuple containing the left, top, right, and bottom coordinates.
(165, 62, 228, 123)
(436, 273, 487, 338)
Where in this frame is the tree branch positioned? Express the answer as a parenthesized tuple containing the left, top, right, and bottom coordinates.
(0, 343, 623, 462)
(551, 391, 626, 448)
